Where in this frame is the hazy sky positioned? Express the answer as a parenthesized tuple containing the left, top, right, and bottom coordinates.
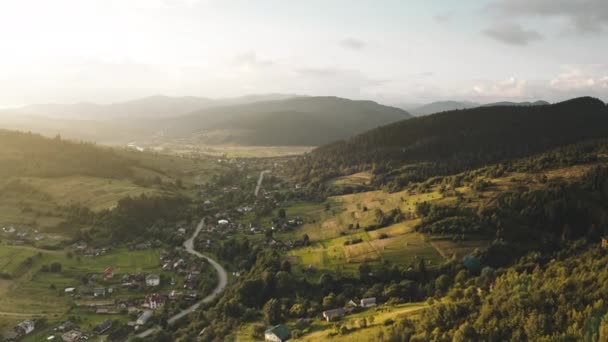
(1, 0, 607, 107)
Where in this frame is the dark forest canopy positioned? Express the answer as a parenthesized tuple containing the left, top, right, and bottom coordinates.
(289, 97, 608, 188)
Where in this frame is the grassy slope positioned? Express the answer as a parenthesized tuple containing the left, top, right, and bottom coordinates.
(277, 160, 603, 277)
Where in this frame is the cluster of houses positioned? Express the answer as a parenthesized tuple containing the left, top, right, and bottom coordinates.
(261, 298, 378, 342)
(0, 225, 49, 245)
(1, 318, 114, 342)
(69, 241, 110, 257)
(322, 297, 377, 322)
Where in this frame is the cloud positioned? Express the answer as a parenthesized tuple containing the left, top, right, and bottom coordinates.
(339, 38, 366, 50)
(550, 65, 608, 90)
(487, 0, 608, 33)
(472, 77, 528, 98)
(482, 23, 543, 45)
(232, 52, 274, 70)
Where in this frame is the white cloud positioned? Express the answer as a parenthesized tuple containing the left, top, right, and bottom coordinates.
(472, 77, 528, 98)
(550, 65, 608, 90)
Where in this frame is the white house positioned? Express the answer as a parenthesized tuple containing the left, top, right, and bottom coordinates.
(146, 274, 160, 287)
(360, 297, 377, 308)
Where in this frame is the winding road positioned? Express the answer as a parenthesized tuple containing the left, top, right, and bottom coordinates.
(137, 169, 269, 338)
(136, 218, 228, 338)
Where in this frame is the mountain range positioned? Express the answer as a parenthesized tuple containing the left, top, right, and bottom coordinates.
(0, 95, 412, 146)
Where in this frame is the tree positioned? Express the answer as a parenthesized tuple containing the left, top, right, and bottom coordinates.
(281, 260, 292, 273)
(49, 262, 62, 273)
(263, 298, 282, 325)
(278, 208, 286, 219)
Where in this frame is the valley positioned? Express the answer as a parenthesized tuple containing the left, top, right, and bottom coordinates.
(2, 98, 608, 342)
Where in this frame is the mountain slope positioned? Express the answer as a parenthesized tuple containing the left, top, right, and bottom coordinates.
(159, 96, 413, 146)
(408, 101, 479, 116)
(290, 97, 608, 186)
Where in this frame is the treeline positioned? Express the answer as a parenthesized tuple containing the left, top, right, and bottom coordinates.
(287, 97, 608, 191)
(63, 194, 192, 243)
(0, 129, 132, 178)
(385, 246, 608, 341)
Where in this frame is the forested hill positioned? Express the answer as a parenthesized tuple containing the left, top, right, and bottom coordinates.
(160, 96, 413, 146)
(290, 97, 608, 186)
(0, 130, 132, 178)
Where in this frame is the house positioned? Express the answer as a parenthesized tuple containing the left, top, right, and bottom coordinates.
(93, 287, 106, 297)
(136, 310, 153, 326)
(144, 293, 166, 309)
(93, 319, 112, 334)
(322, 308, 345, 322)
(61, 330, 84, 342)
(360, 297, 377, 308)
(103, 267, 115, 279)
(177, 228, 186, 235)
(145, 274, 160, 287)
(264, 324, 291, 342)
(54, 321, 78, 333)
(15, 320, 35, 336)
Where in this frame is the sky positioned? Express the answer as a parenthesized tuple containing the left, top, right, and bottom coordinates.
(0, 0, 607, 107)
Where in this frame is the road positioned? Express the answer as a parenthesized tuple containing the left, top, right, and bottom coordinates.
(254, 170, 271, 197)
(136, 217, 228, 338)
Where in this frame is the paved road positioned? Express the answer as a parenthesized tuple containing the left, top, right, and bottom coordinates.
(254, 170, 271, 197)
(136, 217, 228, 338)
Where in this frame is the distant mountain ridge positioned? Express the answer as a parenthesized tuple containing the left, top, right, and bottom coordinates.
(158, 96, 413, 146)
(0, 94, 411, 146)
(405, 99, 549, 116)
(12, 94, 305, 121)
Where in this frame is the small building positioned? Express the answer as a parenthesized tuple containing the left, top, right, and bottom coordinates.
(264, 324, 291, 342)
(103, 267, 115, 279)
(218, 219, 229, 226)
(93, 319, 112, 334)
(61, 330, 84, 342)
(136, 310, 153, 326)
(93, 287, 106, 297)
(64, 287, 76, 294)
(15, 320, 35, 336)
(322, 308, 345, 322)
(146, 274, 161, 287)
(360, 297, 377, 308)
(144, 293, 166, 309)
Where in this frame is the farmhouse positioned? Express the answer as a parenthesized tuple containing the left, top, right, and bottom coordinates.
(360, 297, 377, 308)
(264, 324, 291, 342)
(146, 274, 161, 287)
(322, 308, 345, 322)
